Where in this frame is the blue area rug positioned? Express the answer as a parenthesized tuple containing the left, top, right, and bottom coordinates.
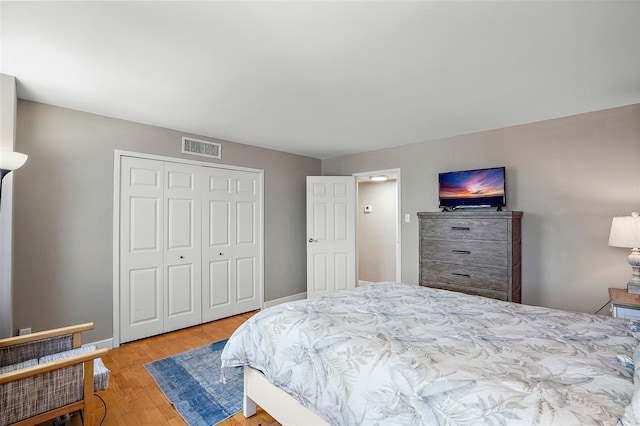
(144, 339, 243, 426)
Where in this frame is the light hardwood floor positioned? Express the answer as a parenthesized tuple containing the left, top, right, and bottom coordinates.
(67, 312, 279, 426)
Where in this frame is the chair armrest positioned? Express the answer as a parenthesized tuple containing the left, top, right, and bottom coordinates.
(0, 323, 94, 349)
(0, 347, 107, 385)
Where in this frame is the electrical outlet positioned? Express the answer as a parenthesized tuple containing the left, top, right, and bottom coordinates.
(18, 327, 31, 336)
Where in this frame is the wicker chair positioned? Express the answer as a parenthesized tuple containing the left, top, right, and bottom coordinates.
(0, 323, 109, 426)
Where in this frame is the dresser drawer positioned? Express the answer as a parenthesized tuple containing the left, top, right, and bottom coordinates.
(421, 218, 508, 241)
(420, 261, 508, 292)
(421, 239, 508, 267)
(421, 281, 508, 301)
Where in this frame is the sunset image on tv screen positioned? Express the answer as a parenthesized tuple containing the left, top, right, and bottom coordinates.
(439, 168, 505, 201)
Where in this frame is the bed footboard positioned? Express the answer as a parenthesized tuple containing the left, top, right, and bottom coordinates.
(243, 366, 329, 425)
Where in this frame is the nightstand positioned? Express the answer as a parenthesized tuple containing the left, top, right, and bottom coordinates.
(609, 288, 640, 320)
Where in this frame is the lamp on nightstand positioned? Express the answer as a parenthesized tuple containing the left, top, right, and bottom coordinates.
(609, 212, 640, 294)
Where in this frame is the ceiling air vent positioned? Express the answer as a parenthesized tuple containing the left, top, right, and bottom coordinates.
(182, 137, 221, 159)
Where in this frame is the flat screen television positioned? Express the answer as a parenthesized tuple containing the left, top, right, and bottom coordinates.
(438, 167, 506, 210)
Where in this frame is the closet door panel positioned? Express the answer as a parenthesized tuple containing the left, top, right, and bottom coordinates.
(163, 162, 202, 333)
(236, 257, 256, 301)
(208, 260, 231, 307)
(208, 200, 230, 246)
(234, 187, 259, 308)
(128, 267, 160, 324)
(202, 168, 261, 322)
(120, 157, 164, 343)
(202, 169, 235, 320)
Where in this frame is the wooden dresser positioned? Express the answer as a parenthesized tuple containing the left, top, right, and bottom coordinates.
(418, 211, 523, 302)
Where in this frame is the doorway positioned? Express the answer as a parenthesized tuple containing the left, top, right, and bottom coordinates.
(353, 169, 401, 285)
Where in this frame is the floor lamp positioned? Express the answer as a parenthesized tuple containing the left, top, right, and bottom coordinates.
(0, 151, 27, 339)
(0, 151, 28, 209)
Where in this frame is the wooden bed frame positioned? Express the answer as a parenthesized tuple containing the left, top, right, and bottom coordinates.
(243, 366, 329, 425)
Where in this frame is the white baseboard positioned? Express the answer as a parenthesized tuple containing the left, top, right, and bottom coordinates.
(358, 280, 374, 287)
(85, 337, 114, 350)
(263, 292, 307, 309)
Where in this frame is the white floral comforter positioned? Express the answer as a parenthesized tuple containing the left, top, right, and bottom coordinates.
(221, 283, 638, 425)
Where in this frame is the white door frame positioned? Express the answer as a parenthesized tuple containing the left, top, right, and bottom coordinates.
(113, 150, 264, 347)
(352, 168, 402, 283)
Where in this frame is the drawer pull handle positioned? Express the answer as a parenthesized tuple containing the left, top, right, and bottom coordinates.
(452, 272, 471, 278)
(452, 250, 471, 255)
(451, 226, 470, 231)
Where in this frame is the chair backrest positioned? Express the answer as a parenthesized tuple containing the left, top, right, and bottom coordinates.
(0, 335, 73, 367)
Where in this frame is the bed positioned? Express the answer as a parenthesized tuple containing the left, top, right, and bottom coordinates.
(221, 282, 640, 425)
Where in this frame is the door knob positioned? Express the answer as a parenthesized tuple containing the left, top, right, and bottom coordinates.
(308, 238, 317, 243)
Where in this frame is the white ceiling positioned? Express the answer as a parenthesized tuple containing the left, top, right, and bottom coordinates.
(1, 1, 639, 160)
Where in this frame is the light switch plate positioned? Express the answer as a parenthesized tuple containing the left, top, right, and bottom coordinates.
(404, 213, 410, 223)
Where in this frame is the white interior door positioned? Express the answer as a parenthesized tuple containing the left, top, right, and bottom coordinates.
(306, 176, 356, 298)
(120, 157, 164, 342)
(163, 162, 202, 332)
(202, 168, 262, 321)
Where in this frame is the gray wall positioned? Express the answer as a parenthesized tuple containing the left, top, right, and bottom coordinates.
(12, 100, 320, 342)
(324, 104, 640, 315)
(358, 180, 396, 282)
(10, 99, 640, 342)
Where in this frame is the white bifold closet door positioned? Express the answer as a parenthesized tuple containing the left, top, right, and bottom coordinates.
(120, 156, 260, 343)
(120, 157, 165, 342)
(201, 168, 261, 322)
(163, 162, 202, 333)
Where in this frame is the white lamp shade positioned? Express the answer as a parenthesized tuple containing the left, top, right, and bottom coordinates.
(609, 212, 640, 248)
(0, 151, 28, 171)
